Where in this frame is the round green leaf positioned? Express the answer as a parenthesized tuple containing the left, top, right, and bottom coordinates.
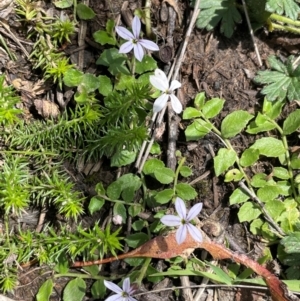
(175, 183, 197, 200)
(214, 148, 236, 176)
(63, 68, 83, 87)
(63, 278, 86, 301)
(250, 137, 285, 157)
(36, 279, 53, 301)
(202, 98, 225, 118)
(154, 167, 175, 184)
(238, 202, 261, 222)
(229, 188, 250, 205)
(154, 189, 174, 204)
(98, 75, 113, 96)
(179, 166, 193, 177)
(88, 196, 105, 215)
(113, 203, 127, 223)
(76, 3, 96, 20)
(125, 233, 149, 248)
(143, 158, 164, 175)
(240, 148, 260, 167)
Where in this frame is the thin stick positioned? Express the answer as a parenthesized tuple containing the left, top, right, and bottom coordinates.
(241, 0, 262, 66)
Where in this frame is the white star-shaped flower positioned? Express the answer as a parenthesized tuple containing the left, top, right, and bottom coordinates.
(115, 16, 159, 62)
(104, 278, 137, 301)
(160, 197, 203, 245)
(150, 69, 182, 114)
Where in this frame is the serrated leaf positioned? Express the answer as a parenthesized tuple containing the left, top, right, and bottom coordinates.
(266, 0, 300, 20)
(257, 185, 281, 202)
(93, 30, 116, 46)
(262, 98, 284, 119)
(76, 3, 96, 20)
(238, 202, 261, 222)
(96, 48, 130, 75)
(254, 55, 300, 102)
(214, 148, 236, 176)
(175, 183, 197, 200)
(250, 137, 285, 157)
(265, 200, 285, 221)
(36, 279, 53, 301)
(88, 196, 105, 215)
(63, 278, 86, 301)
(273, 167, 290, 180)
(195, 0, 242, 38)
(135, 55, 157, 74)
(240, 148, 260, 167)
(281, 232, 300, 253)
(202, 98, 225, 118)
(283, 109, 300, 135)
(154, 189, 174, 204)
(221, 110, 254, 138)
(143, 158, 165, 174)
(194, 92, 206, 109)
(185, 119, 212, 141)
(125, 233, 149, 248)
(229, 188, 250, 205)
(154, 167, 175, 184)
(250, 218, 263, 235)
(246, 113, 276, 134)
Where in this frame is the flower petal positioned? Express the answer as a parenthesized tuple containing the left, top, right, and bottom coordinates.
(175, 197, 186, 219)
(169, 80, 181, 91)
(186, 203, 203, 221)
(139, 39, 159, 51)
(115, 26, 134, 40)
(150, 74, 168, 91)
(132, 16, 141, 38)
(170, 94, 183, 114)
(119, 41, 134, 54)
(186, 224, 203, 242)
(105, 295, 122, 301)
(155, 69, 168, 83)
(122, 278, 131, 293)
(161, 215, 181, 227)
(133, 43, 144, 61)
(104, 280, 123, 294)
(153, 93, 168, 112)
(176, 225, 187, 244)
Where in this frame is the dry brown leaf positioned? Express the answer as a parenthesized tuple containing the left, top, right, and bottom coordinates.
(34, 99, 60, 119)
(163, 0, 182, 24)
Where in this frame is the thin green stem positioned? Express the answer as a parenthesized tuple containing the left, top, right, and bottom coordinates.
(270, 22, 300, 34)
(98, 194, 142, 207)
(173, 157, 186, 194)
(270, 13, 300, 27)
(135, 258, 151, 285)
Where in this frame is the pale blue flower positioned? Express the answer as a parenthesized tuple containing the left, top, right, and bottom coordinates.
(115, 16, 159, 62)
(104, 278, 137, 301)
(161, 197, 203, 244)
(150, 69, 182, 114)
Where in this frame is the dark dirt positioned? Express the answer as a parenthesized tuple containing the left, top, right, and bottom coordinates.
(2, 0, 299, 300)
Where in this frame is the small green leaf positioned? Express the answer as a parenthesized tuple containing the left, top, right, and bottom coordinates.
(143, 158, 164, 174)
(250, 218, 263, 235)
(283, 109, 300, 135)
(155, 189, 174, 204)
(53, 0, 73, 8)
(257, 185, 281, 202)
(135, 55, 157, 74)
(93, 30, 116, 46)
(281, 232, 300, 253)
(81, 73, 99, 92)
(265, 200, 285, 221)
(132, 220, 145, 231)
(154, 167, 175, 184)
(63, 278, 86, 301)
(221, 110, 254, 138)
(98, 75, 113, 96)
(238, 202, 261, 222)
(179, 166, 193, 177)
(182, 107, 201, 119)
(240, 148, 260, 167)
(125, 233, 149, 248)
(89, 196, 105, 215)
(97, 48, 130, 75)
(175, 183, 197, 200)
(76, 3, 96, 20)
(229, 188, 250, 205)
(91, 280, 106, 299)
(224, 168, 243, 182)
(246, 113, 276, 134)
(194, 92, 206, 109)
(113, 203, 127, 223)
(214, 148, 236, 176)
(110, 150, 136, 167)
(205, 261, 233, 285)
(185, 119, 212, 141)
(251, 173, 268, 187)
(36, 279, 53, 301)
(273, 167, 290, 180)
(63, 68, 83, 87)
(202, 98, 225, 118)
(250, 137, 285, 157)
(262, 98, 284, 119)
